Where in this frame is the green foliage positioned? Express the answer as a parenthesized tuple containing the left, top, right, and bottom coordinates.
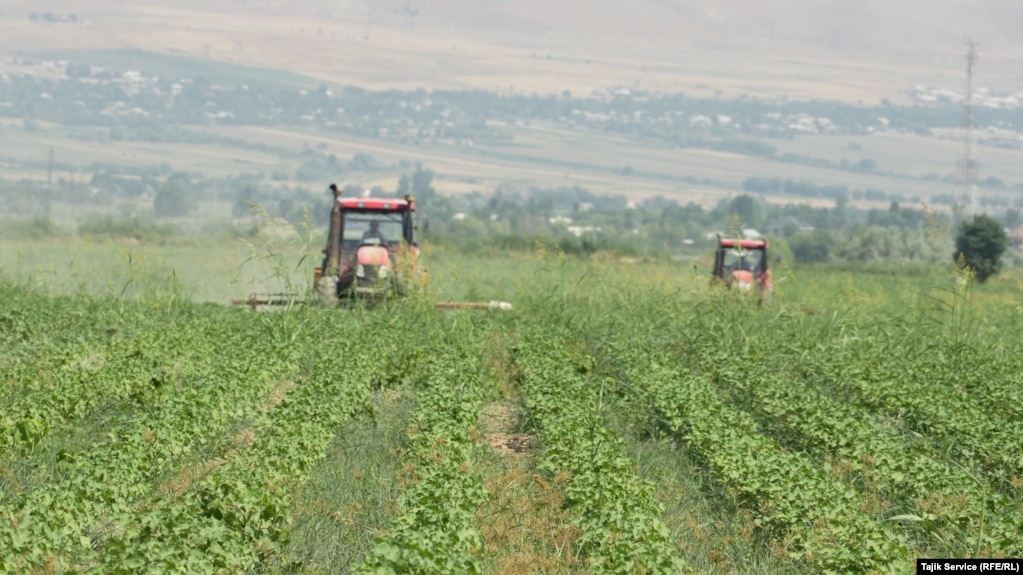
(281, 390, 413, 572)
(77, 215, 180, 243)
(1004, 208, 1021, 229)
(741, 177, 852, 201)
(4, 247, 1023, 573)
(954, 214, 1008, 283)
(0, 216, 65, 240)
(0, 301, 302, 572)
(727, 194, 760, 229)
(232, 184, 259, 217)
(517, 331, 690, 573)
(153, 173, 197, 218)
(92, 316, 390, 573)
(832, 226, 949, 264)
(294, 151, 348, 182)
(357, 344, 488, 575)
(622, 356, 909, 573)
(397, 163, 441, 215)
(788, 231, 832, 263)
(766, 236, 795, 268)
(690, 344, 1023, 556)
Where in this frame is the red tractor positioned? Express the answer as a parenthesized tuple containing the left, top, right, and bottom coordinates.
(235, 183, 512, 310)
(314, 183, 420, 301)
(712, 236, 771, 292)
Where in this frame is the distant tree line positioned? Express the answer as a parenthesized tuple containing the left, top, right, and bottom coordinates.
(9, 160, 1016, 273)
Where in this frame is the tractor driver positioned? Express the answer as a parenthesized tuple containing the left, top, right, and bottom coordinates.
(745, 251, 761, 271)
(361, 220, 387, 245)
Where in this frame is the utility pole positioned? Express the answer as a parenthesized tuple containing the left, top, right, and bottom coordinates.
(45, 146, 54, 217)
(47, 146, 53, 189)
(955, 38, 979, 220)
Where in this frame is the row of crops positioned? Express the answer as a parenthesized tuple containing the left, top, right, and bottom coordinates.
(2, 267, 1022, 573)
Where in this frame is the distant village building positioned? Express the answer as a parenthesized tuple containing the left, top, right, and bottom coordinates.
(764, 216, 815, 237)
(1009, 225, 1023, 251)
(689, 115, 712, 128)
(567, 225, 601, 238)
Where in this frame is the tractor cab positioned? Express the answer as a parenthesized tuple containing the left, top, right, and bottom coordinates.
(713, 237, 771, 292)
(315, 185, 419, 299)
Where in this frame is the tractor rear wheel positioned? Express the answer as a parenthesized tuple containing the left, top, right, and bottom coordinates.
(314, 276, 339, 307)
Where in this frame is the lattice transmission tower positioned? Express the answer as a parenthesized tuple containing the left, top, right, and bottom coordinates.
(956, 38, 979, 219)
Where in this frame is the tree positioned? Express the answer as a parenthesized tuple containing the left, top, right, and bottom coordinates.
(232, 183, 258, 217)
(853, 158, 877, 173)
(789, 230, 832, 263)
(154, 175, 197, 218)
(398, 163, 447, 216)
(726, 194, 759, 229)
(1004, 208, 1021, 230)
(954, 214, 1008, 283)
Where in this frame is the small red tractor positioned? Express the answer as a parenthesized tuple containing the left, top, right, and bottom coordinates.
(313, 183, 420, 301)
(712, 236, 771, 292)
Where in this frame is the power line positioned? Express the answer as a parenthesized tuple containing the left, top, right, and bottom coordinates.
(955, 38, 979, 219)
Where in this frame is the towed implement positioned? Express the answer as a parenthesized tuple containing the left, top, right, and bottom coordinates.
(234, 183, 512, 311)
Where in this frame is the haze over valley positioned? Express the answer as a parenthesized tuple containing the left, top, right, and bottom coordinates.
(2, 0, 1022, 262)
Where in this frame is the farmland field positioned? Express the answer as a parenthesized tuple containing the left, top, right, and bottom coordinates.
(4, 1, 1023, 570)
(4, 2, 1023, 214)
(2, 239, 1023, 574)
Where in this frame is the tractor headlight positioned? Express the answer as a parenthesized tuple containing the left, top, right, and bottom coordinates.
(355, 264, 365, 278)
(378, 265, 389, 279)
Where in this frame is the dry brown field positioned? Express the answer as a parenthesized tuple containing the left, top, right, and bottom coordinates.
(2, 0, 1022, 210)
(5, 0, 1023, 102)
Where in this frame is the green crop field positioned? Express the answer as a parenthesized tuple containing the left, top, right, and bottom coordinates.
(2, 237, 1023, 574)
(3, 1, 1023, 569)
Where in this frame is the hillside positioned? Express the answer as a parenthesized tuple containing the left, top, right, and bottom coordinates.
(353, 0, 1023, 54)
(3, 0, 1023, 102)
